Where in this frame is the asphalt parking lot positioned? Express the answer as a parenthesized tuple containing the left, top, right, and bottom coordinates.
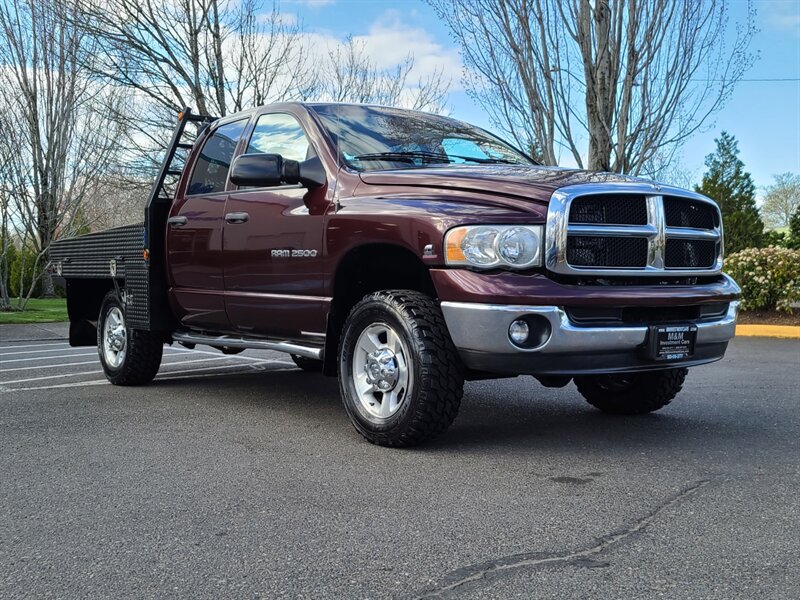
(1, 326, 798, 599)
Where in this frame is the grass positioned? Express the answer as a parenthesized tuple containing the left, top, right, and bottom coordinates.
(0, 298, 68, 324)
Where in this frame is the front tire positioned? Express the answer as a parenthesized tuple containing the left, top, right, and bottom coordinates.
(575, 368, 688, 415)
(338, 290, 464, 447)
(98, 290, 163, 386)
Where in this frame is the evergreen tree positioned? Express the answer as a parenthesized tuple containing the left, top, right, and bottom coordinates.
(695, 132, 764, 254)
(788, 206, 800, 250)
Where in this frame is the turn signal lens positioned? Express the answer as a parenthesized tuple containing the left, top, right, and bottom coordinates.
(445, 227, 468, 262)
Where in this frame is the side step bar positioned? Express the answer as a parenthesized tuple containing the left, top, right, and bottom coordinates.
(172, 332, 323, 360)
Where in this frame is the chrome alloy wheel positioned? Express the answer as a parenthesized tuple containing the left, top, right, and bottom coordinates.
(103, 306, 127, 368)
(352, 322, 412, 419)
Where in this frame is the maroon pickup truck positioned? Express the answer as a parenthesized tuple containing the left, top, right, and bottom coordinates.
(51, 103, 740, 446)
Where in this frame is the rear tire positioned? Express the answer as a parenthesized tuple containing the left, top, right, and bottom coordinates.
(98, 290, 163, 386)
(575, 368, 688, 415)
(291, 354, 323, 372)
(338, 290, 464, 447)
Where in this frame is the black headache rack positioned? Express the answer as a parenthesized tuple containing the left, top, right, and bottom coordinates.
(50, 108, 218, 332)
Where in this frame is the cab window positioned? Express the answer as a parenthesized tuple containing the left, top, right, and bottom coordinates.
(246, 113, 315, 162)
(187, 119, 248, 195)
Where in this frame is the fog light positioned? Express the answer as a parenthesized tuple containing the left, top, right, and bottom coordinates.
(509, 319, 529, 345)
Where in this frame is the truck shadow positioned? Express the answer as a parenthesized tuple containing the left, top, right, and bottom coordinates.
(147, 368, 758, 456)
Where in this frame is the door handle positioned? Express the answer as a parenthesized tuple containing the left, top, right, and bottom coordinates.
(168, 215, 188, 228)
(225, 212, 249, 224)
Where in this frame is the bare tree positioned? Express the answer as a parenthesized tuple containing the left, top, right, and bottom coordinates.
(75, 0, 312, 117)
(761, 173, 800, 229)
(322, 36, 451, 113)
(0, 154, 12, 310)
(428, 0, 756, 174)
(80, 175, 152, 231)
(74, 0, 451, 180)
(0, 0, 126, 302)
(72, 0, 316, 180)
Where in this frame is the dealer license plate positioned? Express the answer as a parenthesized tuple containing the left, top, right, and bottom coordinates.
(647, 324, 698, 361)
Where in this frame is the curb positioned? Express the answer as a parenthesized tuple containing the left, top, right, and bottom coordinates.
(736, 324, 800, 339)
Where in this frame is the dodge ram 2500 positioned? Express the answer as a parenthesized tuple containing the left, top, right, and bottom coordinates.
(51, 103, 740, 446)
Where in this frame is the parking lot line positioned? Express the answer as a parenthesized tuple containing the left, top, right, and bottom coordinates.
(0, 342, 71, 351)
(0, 359, 102, 373)
(0, 350, 185, 374)
(0, 346, 101, 356)
(4, 360, 295, 392)
(4, 379, 112, 392)
(0, 343, 294, 366)
(160, 354, 237, 364)
(1, 351, 100, 364)
(0, 355, 261, 386)
(0, 370, 105, 385)
(154, 361, 291, 379)
(0, 346, 187, 360)
(0, 350, 294, 374)
(156, 364, 295, 382)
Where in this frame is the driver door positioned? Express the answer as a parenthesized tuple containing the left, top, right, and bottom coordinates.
(222, 112, 329, 339)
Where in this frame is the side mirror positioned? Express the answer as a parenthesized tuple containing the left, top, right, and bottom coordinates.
(230, 153, 282, 187)
(230, 153, 326, 189)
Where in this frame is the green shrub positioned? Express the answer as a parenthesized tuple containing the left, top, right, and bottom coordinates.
(0, 241, 18, 296)
(724, 247, 800, 312)
(762, 229, 787, 248)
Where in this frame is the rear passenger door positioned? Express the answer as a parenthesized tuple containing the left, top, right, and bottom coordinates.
(223, 112, 329, 339)
(167, 119, 248, 331)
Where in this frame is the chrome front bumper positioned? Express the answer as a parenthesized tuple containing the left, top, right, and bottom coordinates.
(440, 300, 739, 376)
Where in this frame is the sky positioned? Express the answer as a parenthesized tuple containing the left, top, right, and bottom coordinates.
(283, 0, 800, 197)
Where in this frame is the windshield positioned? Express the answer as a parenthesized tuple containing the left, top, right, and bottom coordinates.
(310, 104, 535, 172)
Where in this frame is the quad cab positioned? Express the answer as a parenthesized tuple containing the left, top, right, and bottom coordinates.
(51, 104, 740, 446)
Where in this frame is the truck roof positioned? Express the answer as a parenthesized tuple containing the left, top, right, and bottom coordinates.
(209, 101, 445, 126)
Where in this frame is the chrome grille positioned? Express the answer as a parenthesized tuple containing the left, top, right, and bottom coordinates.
(664, 196, 718, 230)
(567, 236, 648, 267)
(569, 195, 647, 225)
(665, 239, 718, 268)
(545, 183, 723, 277)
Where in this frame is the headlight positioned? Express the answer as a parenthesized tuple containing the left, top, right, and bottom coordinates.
(445, 225, 543, 269)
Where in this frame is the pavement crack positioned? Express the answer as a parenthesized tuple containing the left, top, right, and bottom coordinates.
(410, 478, 714, 599)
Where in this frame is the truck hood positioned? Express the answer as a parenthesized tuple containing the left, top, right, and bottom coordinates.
(358, 164, 651, 204)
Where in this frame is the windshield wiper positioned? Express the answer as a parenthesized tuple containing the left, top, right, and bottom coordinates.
(450, 154, 514, 164)
(352, 151, 515, 165)
(352, 151, 454, 164)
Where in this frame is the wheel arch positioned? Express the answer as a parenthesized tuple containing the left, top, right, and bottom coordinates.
(323, 243, 436, 376)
